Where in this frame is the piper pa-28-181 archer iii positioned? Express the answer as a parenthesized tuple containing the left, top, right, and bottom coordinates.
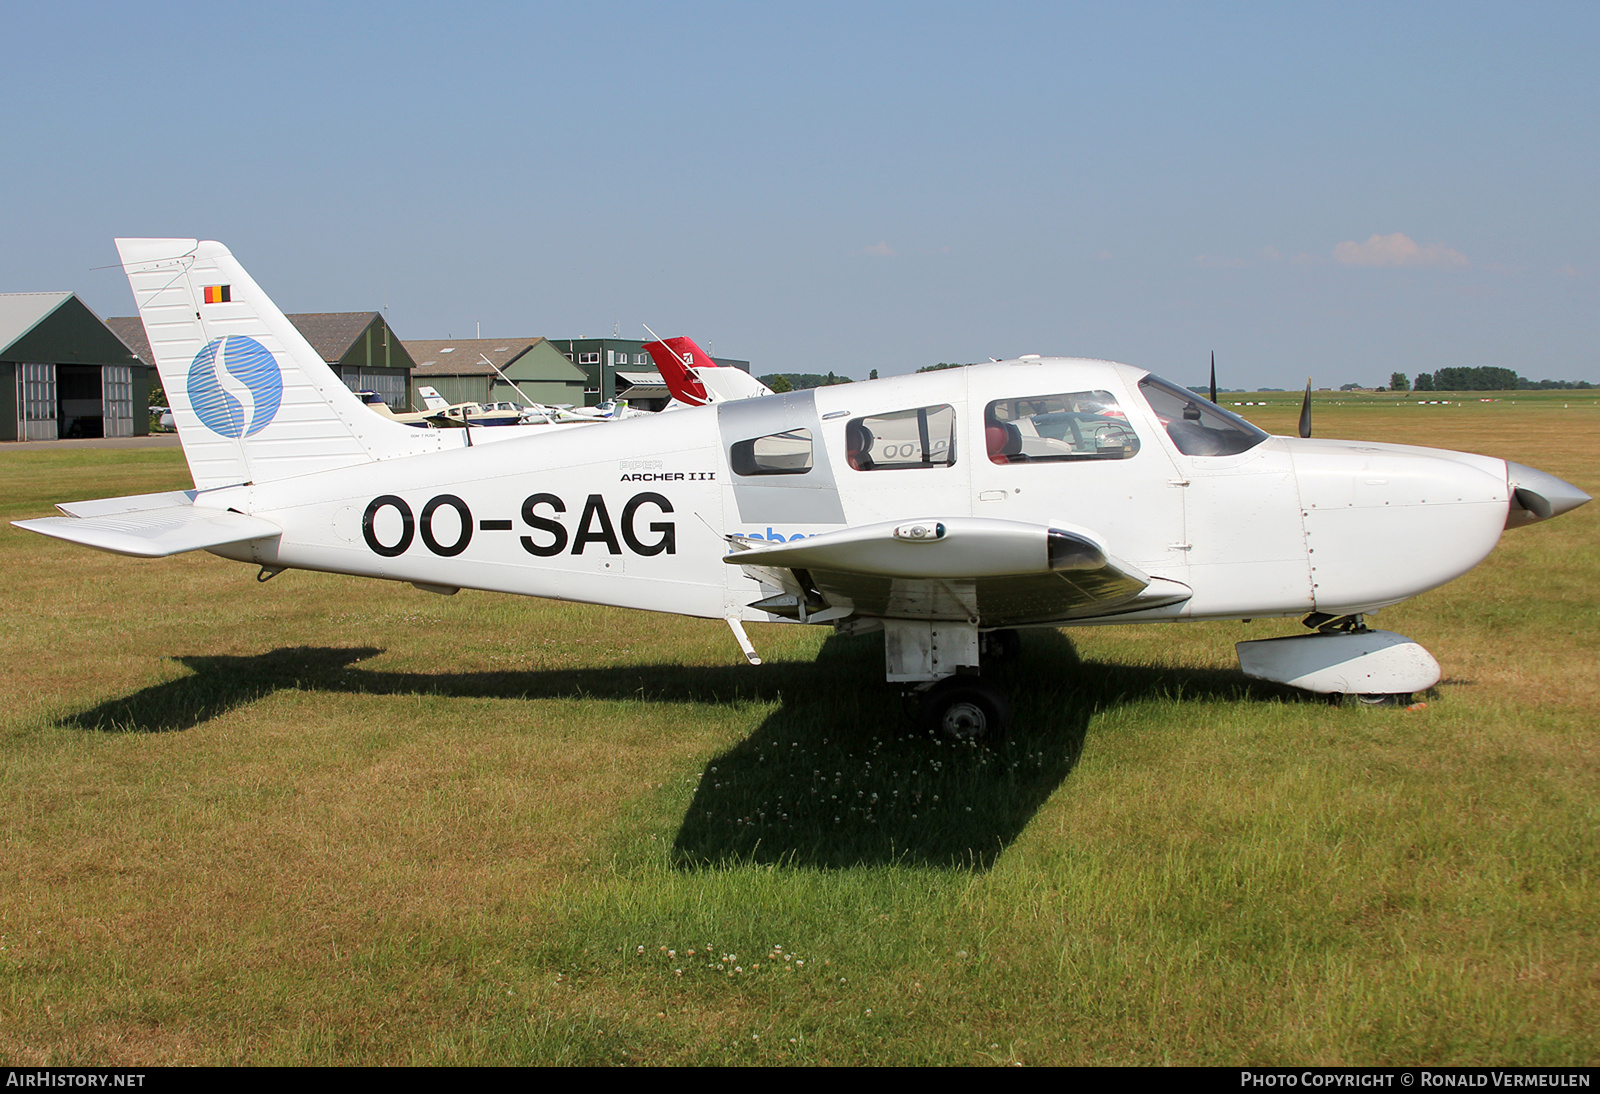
(16, 239, 1591, 739)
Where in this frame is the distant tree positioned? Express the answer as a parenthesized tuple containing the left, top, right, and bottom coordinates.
(758, 373, 851, 391)
(1390, 372, 1410, 392)
(869, 369, 878, 380)
(768, 375, 792, 393)
(1414, 373, 1435, 391)
(1432, 366, 1521, 391)
(1339, 382, 1362, 391)
(916, 362, 972, 373)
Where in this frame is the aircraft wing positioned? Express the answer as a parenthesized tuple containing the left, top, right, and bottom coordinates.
(724, 517, 1190, 626)
(14, 493, 280, 558)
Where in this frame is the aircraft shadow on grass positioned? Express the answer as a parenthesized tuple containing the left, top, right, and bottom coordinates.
(61, 631, 1310, 871)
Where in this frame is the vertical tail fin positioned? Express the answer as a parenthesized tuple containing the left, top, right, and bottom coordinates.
(644, 336, 711, 406)
(415, 385, 452, 411)
(644, 335, 770, 406)
(117, 238, 439, 490)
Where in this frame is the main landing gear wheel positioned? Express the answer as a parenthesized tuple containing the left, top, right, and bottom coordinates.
(917, 677, 1011, 744)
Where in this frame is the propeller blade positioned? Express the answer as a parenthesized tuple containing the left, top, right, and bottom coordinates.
(1209, 351, 1217, 405)
(1298, 378, 1313, 438)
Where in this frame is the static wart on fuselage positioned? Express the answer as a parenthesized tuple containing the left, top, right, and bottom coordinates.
(16, 239, 1590, 740)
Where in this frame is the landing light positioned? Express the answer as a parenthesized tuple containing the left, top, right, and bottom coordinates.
(894, 522, 945, 542)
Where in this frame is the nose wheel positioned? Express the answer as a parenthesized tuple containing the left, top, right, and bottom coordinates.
(916, 677, 1011, 743)
(1352, 692, 1416, 707)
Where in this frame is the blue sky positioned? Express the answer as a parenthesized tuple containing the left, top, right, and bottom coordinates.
(2, 1, 1595, 387)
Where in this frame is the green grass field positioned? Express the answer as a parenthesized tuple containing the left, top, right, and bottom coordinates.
(0, 391, 1595, 1065)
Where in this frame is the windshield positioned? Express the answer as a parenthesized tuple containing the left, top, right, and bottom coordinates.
(1137, 375, 1267, 457)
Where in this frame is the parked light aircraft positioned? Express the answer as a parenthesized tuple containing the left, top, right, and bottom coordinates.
(15, 239, 1592, 739)
(411, 385, 525, 427)
(644, 333, 773, 407)
(366, 384, 599, 439)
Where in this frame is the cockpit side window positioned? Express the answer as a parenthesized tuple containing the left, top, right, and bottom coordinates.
(984, 391, 1141, 464)
(1137, 375, 1267, 457)
(846, 405, 957, 470)
(730, 428, 815, 475)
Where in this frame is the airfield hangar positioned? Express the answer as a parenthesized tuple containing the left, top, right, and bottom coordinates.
(1, 293, 149, 441)
(551, 336, 751, 409)
(110, 311, 418, 413)
(407, 338, 588, 409)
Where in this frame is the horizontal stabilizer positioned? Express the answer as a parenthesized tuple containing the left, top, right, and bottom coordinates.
(14, 504, 280, 558)
(696, 364, 771, 403)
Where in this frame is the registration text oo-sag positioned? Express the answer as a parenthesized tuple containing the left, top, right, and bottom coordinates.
(18, 239, 1589, 740)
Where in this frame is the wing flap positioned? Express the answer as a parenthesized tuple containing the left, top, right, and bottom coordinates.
(800, 569, 1189, 626)
(14, 503, 280, 558)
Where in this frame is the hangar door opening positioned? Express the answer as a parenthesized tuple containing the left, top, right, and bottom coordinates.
(14, 363, 134, 440)
(58, 365, 105, 438)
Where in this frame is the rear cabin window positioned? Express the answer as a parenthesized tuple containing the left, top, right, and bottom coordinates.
(730, 428, 814, 475)
(1137, 375, 1267, 457)
(845, 405, 957, 470)
(984, 391, 1141, 464)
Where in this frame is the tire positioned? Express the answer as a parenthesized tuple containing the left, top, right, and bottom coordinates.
(1355, 692, 1413, 707)
(918, 677, 1011, 743)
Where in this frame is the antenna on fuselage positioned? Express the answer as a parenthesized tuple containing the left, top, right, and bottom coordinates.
(1299, 378, 1313, 438)
(1209, 351, 1217, 404)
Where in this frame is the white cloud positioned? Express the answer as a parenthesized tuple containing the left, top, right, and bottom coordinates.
(1332, 232, 1469, 268)
(854, 241, 895, 257)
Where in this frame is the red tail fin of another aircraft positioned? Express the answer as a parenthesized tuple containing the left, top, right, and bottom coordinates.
(644, 337, 712, 406)
(645, 335, 772, 406)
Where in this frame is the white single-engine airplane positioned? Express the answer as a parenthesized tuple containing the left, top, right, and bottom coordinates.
(16, 239, 1591, 739)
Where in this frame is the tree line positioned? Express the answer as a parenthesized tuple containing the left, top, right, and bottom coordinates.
(1391, 367, 1593, 392)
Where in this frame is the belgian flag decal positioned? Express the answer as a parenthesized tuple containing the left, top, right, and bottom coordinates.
(203, 285, 231, 304)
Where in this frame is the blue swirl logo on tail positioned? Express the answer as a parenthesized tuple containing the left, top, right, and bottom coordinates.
(188, 335, 283, 437)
